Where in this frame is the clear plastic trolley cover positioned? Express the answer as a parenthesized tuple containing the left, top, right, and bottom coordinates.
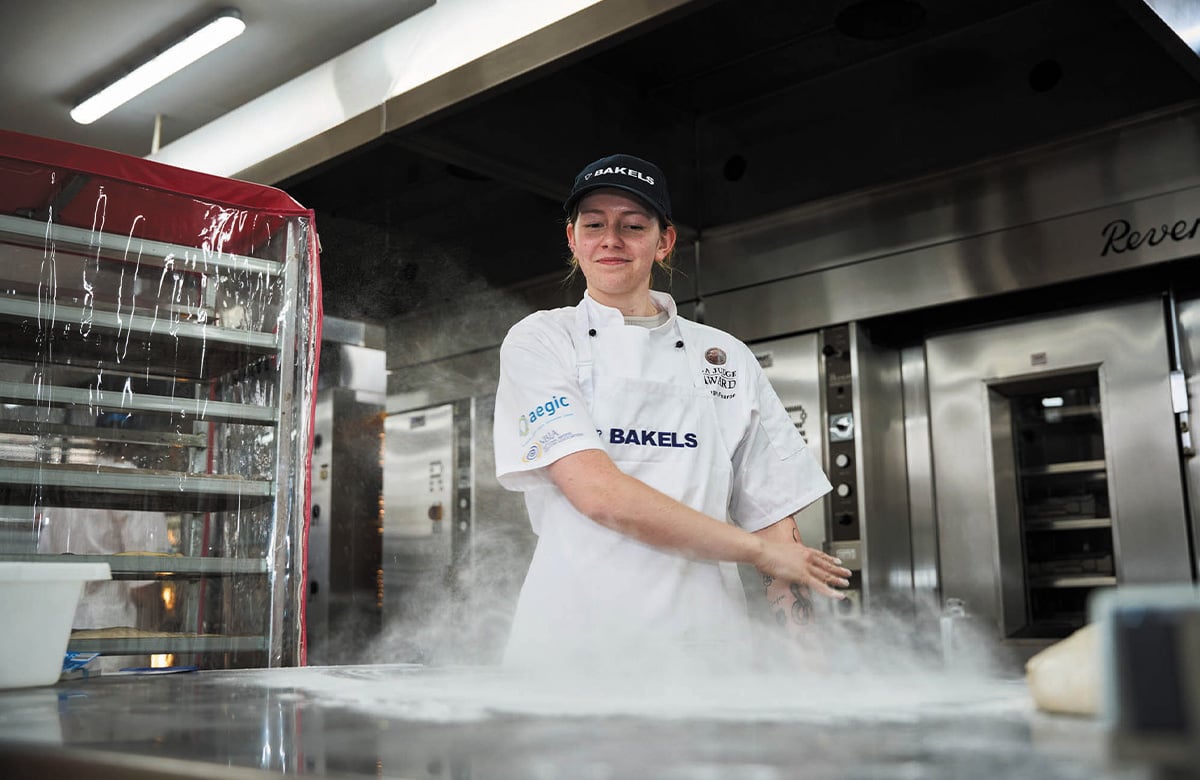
(0, 129, 321, 666)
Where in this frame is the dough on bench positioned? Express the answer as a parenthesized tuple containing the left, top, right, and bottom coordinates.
(1024, 623, 1099, 716)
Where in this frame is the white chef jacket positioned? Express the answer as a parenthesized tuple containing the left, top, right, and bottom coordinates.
(494, 290, 831, 667)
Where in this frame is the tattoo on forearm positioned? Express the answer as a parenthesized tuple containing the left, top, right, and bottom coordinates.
(763, 519, 814, 631)
(790, 582, 813, 625)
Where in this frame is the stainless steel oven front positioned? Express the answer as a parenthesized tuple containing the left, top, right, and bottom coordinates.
(926, 297, 1193, 654)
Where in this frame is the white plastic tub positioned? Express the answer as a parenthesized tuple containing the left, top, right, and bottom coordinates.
(0, 562, 111, 689)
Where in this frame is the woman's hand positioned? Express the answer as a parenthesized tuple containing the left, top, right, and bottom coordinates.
(752, 518, 851, 600)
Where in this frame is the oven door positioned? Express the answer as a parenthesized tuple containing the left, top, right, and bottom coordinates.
(926, 297, 1192, 651)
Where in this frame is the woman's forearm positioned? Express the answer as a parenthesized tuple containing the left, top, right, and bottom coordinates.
(547, 449, 765, 565)
(755, 517, 816, 632)
(546, 449, 851, 596)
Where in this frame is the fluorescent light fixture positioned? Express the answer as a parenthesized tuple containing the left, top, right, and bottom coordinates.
(1140, 1, 1200, 52)
(71, 10, 246, 125)
(1178, 22, 1200, 49)
(1041, 396, 1065, 408)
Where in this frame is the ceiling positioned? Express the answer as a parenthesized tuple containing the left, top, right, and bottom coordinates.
(0, 0, 433, 158)
(4, 0, 1200, 324)
(282, 0, 1200, 322)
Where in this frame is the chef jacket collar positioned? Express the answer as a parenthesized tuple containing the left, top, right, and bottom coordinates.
(582, 289, 678, 328)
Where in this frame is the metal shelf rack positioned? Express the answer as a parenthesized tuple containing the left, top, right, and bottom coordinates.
(0, 130, 319, 670)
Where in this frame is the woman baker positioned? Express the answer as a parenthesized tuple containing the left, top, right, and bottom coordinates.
(494, 153, 850, 667)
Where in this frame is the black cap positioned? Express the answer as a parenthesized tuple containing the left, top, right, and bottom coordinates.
(564, 153, 672, 223)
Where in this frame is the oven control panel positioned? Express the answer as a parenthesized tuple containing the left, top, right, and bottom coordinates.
(822, 324, 861, 616)
(823, 325, 859, 542)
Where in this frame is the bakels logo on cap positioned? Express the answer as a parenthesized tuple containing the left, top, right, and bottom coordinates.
(585, 166, 655, 186)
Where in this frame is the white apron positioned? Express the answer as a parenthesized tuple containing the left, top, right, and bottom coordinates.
(503, 300, 752, 668)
